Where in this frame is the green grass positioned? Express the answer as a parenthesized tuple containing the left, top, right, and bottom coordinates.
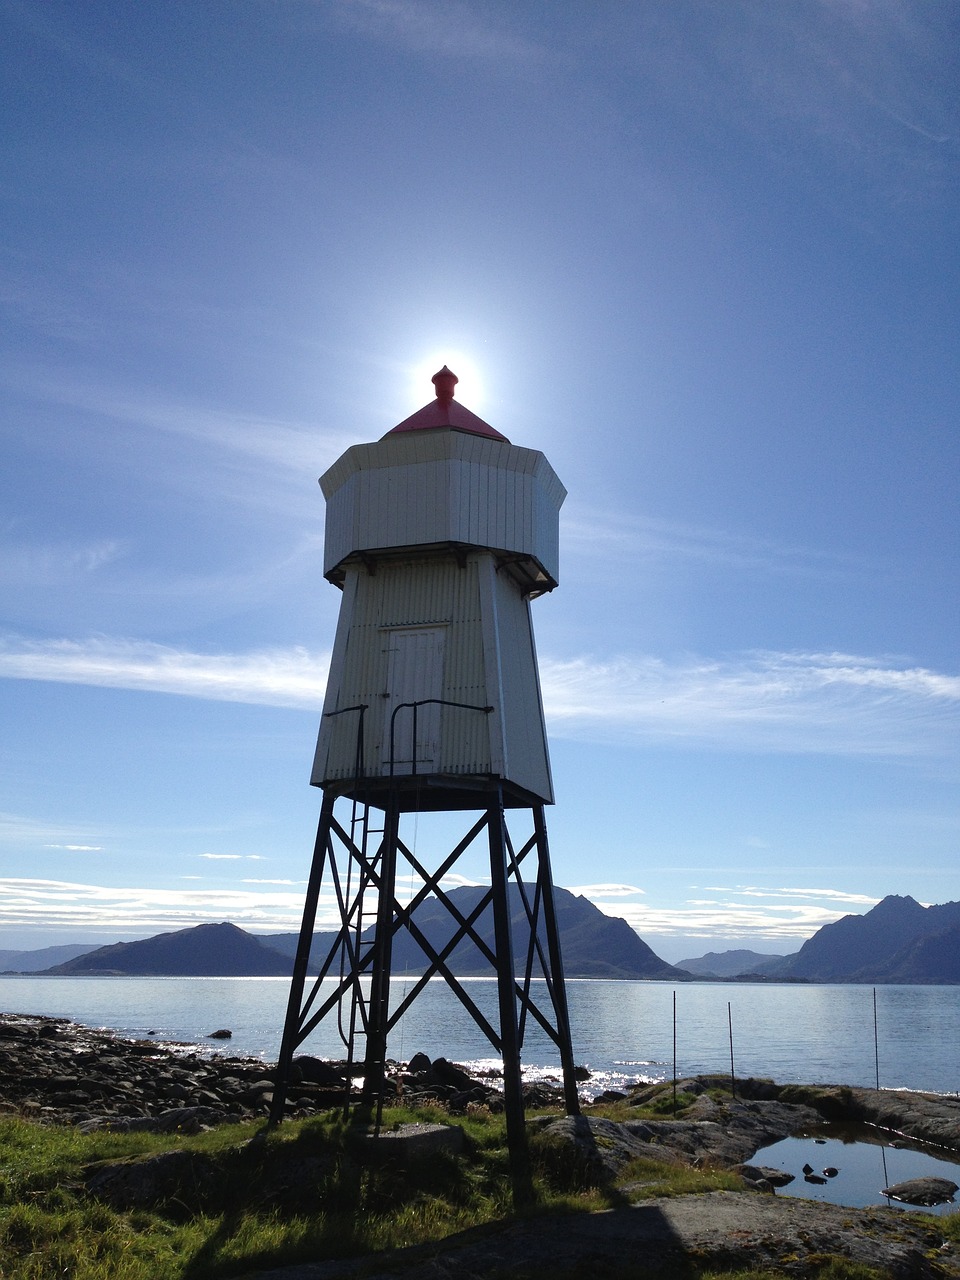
(2, 1105, 953, 1280)
(0, 1106, 530, 1279)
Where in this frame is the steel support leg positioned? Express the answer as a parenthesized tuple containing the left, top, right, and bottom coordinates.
(487, 792, 534, 1207)
(269, 790, 336, 1127)
(533, 804, 581, 1117)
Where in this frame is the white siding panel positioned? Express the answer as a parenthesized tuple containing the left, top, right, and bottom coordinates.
(321, 431, 565, 583)
(312, 550, 551, 798)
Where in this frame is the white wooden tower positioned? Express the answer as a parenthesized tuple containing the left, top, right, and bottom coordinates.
(272, 367, 580, 1180)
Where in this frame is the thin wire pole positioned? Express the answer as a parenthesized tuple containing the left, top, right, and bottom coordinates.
(873, 987, 880, 1091)
(672, 990, 677, 1114)
(727, 1001, 736, 1100)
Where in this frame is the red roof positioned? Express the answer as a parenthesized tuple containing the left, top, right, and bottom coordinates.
(385, 366, 509, 442)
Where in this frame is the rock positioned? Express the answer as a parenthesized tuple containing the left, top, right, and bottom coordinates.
(738, 1163, 795, 1188)
(882, 1176, 958, 1206)
(0, 1014, 336, 1125)
(448, 1086, 493, 1112)
(406, 1051, 431, 1074)
(429, 1058, 476, 1090)
(532, 1115, 686, 1185)
(779, 1082, 960, 1151)
(86, 1148, 218, 1208)
(622, 1098, 821, 1169)
(207, 1028, 232, 1039)
(291, 1055, 346, 1086)
(362, 1122, 465, 1165)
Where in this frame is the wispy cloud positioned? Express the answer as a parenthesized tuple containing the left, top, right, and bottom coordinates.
(562, 506, 869, 578)
(4, 369, 353, 482)
(333, 0, 554, 68)
(568, 883, 881, 947)
(1, 634, 956, 758)
(0, 872, 877, 951)
(588, 897, 873, 946)
(568, 883, 645, 899)
(0, 877, 324, 938)
(0, 811, 110, 851)
(541, 650, 960, 757)
(0, 636, 330, 709)
(0, 539, 126, 586)
(0, 873, 484, 940)
(198, 854, 265, 862)
(700, 885, 880, 906)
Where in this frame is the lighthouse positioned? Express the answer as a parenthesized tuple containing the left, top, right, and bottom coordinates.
(272, 367, 580, 1176)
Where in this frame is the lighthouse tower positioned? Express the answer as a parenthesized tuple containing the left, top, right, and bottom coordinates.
(272, 368, 580, 1167)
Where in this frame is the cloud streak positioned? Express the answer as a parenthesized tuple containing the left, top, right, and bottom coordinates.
(571, 883, 883, 947)
(0, 877, 313, 937)
(540, 650, 959, 757)
(0, 876, 875, 950)
(1, 634, 956, 758)
(333, 0, 554, 68)
(0, 872, 487, 942)
(0, 636, 330, 710)
(562, 506, 871, 578)
(5, 370, 353, 481)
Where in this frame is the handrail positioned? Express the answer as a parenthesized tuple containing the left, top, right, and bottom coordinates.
(388, 698, 493, 777)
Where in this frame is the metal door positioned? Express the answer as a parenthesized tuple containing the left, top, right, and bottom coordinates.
(380, 626, 446, 774)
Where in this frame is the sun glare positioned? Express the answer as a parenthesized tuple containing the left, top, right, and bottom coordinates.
(410, 351, 486, 411)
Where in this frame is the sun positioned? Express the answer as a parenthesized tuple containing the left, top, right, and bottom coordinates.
(409, 351, 486, 412)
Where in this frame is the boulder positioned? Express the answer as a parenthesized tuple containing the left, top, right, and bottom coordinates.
(291, 1055, 346, 1086)
(738, 1163, 795, 1188)
(882, 1176, 958, 1206)
(429, 1058, 476, 1090)
(86, 1149, 218, 1208)
(531, 1114, 686, 1185)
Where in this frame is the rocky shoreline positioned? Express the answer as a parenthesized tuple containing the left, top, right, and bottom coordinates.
(4, 1011, 960, 1279)
(0, 1011, 563, 1129)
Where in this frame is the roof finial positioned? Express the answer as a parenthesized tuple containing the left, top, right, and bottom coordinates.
(432, 365, 458, 404)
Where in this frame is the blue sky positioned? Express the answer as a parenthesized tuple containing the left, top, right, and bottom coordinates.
(1, 0, 957, 963)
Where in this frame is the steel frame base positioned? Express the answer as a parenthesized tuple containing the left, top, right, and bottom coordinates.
(270, 785, 580, 1203)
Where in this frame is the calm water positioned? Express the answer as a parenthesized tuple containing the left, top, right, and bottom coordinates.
(2, 977, 959, 1098)
(756, 1131, 960, 1217)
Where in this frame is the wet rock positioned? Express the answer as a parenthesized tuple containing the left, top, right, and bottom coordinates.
(0, 1013, 326, 1126)
(738, 1163, 795, 1188)
(779, 1082, 960, 1151)
(622, 1098, 821, 1169)
(882, 1176, 958, 1206)
(207, 1029, 232, 1039)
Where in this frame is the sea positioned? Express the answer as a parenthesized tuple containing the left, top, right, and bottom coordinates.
(2, 976, 959, 1099)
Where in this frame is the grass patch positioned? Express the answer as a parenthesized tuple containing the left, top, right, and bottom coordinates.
(0, 1106, 546, 1279)
(0, 1102, 787, 1280)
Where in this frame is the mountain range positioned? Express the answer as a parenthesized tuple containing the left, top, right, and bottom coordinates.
(21, 885, 684, 981)
(5, 892, 958, 984)
(681, 896, 960, 984)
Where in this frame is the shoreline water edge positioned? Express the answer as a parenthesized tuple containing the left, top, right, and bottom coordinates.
(3, 975, 959, 1098)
